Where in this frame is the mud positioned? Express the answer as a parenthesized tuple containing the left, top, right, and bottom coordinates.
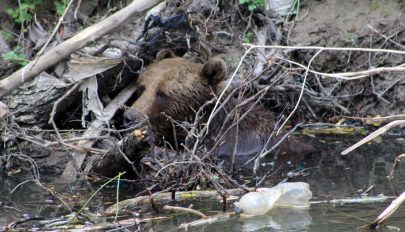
(287, 0, 405, 117)
(291, 0, 405, 47)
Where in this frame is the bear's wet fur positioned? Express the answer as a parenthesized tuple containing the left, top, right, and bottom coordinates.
(124, 49, 314, 156)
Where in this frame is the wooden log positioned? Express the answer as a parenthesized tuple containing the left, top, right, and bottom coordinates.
(105, 188, 248, 215)
(0, 0, 162, 98)
(60, 81, 137, 182)
(3, 72, 71, 127)
(90, 126, 153, 178)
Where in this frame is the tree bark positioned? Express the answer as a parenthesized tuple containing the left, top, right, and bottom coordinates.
(59, 80, 138, 182)
(0, 0, 162, 97)
(90, 126, 153, 178)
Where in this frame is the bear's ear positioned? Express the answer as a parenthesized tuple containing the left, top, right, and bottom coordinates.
(156, 49, 176, 61)
(200, 58, 227, 85)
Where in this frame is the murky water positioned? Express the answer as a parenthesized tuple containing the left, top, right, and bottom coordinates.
(1, 136, 405, 231)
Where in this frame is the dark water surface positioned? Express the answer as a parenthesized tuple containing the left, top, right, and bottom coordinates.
(1, 136, 405, 231)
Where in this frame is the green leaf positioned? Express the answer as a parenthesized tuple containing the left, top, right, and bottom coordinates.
(0, 31, 12, 42)
(2, 50, 28, 66)
(6, 8, 14, 15)
(54, 0, 67, 16)
(248, 4, 257, 11)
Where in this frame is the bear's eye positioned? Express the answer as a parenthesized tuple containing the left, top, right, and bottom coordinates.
(156, 90, 169, 99)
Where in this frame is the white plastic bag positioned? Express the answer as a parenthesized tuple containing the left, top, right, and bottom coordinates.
(266, 0, 297, 16)
(236, 187, 282, 216)
(275, 182, 312, 208)
(235, 182, 312, 216)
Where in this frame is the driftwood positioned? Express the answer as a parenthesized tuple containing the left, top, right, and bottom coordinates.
(60, 81, 138, 181)
(3, 72, 71, 127)
(106, 188, 247, 215)
(1, 0, 214, 181)
(0, 0, 162, 97)
(90, 126, 153, 178)
(1, 0, 201, 127)
(0, 0, 162, 126)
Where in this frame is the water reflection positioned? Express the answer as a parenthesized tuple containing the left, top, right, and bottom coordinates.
(2, 136, 405, 231)
(237, 208, 311, 232)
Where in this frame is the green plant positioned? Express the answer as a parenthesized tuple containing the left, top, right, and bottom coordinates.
(54, 0, 69, 16)
(239, 0, 265, 11)
(2, 50, 29, 66)
(0, 31, 13, 43)
(6, 0, 42, 24)
(243, 31, 254, 43)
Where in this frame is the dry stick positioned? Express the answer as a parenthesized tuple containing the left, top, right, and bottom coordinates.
(243, 44, 405, 55)
(368, 153, 405, 229)
(178, 213, 232, 229)
(257, 44, 405, 79)
(74, 0, 82, 20)
(205, 46, 254, 133)
(163, 205, 207, 219)
(252, 124, 302, 176)
(387, 153, 405, 196)
(205, 86, 270, 158)
(341, 114, 405, 124)
(369, 190, 405, 229)
(18, 135, 109, 148)
(341, 120, 405, 155)
(277, 49, 323, 135)
(367, 25, 405, 51)
(155, 161, 199, 177)
(49, 82, 81, 151)
(280, 57, 405, 80)
(35, 0, 75, 59)
(60, 81, 137, 182)
(207, 44, 405, 137)
(0, 0, 162, 97)
(387, 154, 405, 182)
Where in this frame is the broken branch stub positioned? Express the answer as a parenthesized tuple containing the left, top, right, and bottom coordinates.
(90, 126, 153, 178)
(60, 80, 138, 182)
(0, 0, 162, 98)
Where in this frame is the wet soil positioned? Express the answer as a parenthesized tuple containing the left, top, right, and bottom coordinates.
(288, 0, 405, 117)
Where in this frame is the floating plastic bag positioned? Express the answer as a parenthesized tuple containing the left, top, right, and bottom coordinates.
(266, 0, 297, 16)
(234, 182, 312, 216)
(275, 182, 312, 208)
(236, 187, 282, 216)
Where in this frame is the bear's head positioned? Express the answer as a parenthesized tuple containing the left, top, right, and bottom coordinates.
(124, 49, 227, 144)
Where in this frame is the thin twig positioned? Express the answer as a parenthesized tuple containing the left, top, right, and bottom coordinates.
(368, 25, 405, 51)
(341, 120, 405, 155)
(163, 205, 207, 218)
(277, 49, 323, 135)
(36, 0, 75, 58)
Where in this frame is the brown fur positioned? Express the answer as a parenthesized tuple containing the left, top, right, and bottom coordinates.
(124, 50, 314, 156)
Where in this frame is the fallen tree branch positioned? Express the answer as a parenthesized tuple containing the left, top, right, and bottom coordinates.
(369, 190, 405, 229)
(341, 120, 405, 155)
(60, 81, 138, 182)
(90, 126, 152, 178)
(0, 0, 162, 97)
(163, 205, 207, 219)
(105, 188, 248, 215)
(243, 43, 405, 56)
(178, 213, 232, 229)
(280, 56, 405, 80)
(276, 49, 323, 135)
(36, 0, 75, 57)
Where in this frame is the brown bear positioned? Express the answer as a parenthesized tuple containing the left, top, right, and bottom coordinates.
(124, 49, 314, 157)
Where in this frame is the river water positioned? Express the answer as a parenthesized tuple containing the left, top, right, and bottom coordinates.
(1, 136, 405, 231)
